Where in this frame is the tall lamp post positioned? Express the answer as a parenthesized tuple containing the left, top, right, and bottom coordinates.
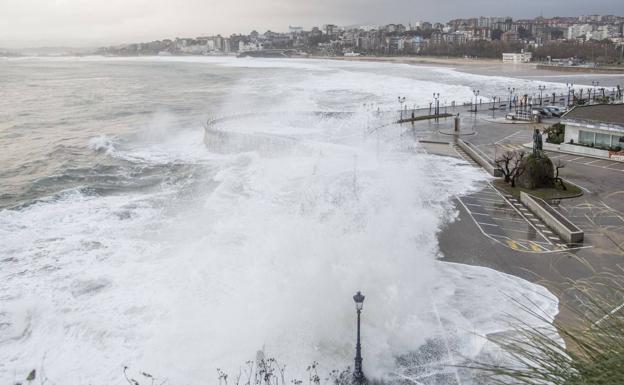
(492, 96, 497, 118)
(433, 93, 440, 116)
(538, 85, 546, 106)
(398, 96, 406, 121)
(472, 89, 480, 113)
(507, 87, 515, 110)
(566, 83, 574, 107)
(353, 291, 366, 385)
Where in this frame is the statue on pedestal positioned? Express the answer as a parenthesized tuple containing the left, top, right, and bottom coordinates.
(532, 128, 543, 158)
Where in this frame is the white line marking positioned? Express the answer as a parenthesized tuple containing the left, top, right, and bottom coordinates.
(465, 197, 505, 203)
(490, 217, 528, 223)
(488, 181, 553, 245)
(477, 222, 499, 227)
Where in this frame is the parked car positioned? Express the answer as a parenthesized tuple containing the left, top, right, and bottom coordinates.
(531, 108, 553, 117)
(542, 107, 562, 117)
(545, 106, 567, 115)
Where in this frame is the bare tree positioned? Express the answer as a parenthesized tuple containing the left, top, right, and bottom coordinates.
(495, 151, 515, 183)
(496, 151, 526, 187)
(510, 151, 527, 188)
(553, 159, 567, 190)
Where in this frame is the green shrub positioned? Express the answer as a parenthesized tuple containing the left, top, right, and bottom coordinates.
(545, 123, 565, 145)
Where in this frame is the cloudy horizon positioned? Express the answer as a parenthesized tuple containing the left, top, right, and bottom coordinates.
(1, 0, 624, 49)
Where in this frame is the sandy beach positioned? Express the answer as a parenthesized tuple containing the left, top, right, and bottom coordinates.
(312, 55, 624, 84)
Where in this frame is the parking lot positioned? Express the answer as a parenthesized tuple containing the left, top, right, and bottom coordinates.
(545, 151, 624, 173)
(457, 180, 573, 252)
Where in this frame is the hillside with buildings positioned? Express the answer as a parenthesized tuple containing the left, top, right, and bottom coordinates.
(94, 15, 624, 65)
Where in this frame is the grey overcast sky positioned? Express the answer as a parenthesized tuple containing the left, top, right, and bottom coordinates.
(1, 0, 623, 48)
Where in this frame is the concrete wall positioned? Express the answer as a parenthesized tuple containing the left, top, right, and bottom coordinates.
(563, 125, 579, 144)
(520, 192, 584, 244)
(559, 143, 610, 157)
(457, 139, 502, 177)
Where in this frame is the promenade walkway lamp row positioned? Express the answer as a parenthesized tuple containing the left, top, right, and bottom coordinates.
(397, 96, 406, 120)
(507, 87, 515, 109)
(592, 80, 599, 102)
(538, 85, 546, 106)
(433, 93, 440, 116)
(472, 89, 480, 113)
(566, 83, 574, 107)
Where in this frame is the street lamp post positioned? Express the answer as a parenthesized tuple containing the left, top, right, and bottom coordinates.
(538, 85, 546, 106)
(507, 87, 515, 110)
(398, 96, 406, 121)
(472, 89, 480, 113)
(492, 96, 496, 118)
(433, 93, 440, 116)
(566, 83, 574, 107)
(353, 291, 365, 385)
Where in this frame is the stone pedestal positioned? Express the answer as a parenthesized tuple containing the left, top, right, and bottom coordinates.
(516, 155, 554, 189)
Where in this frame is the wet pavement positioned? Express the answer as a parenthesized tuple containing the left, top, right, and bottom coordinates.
(452, 144, 574, 252)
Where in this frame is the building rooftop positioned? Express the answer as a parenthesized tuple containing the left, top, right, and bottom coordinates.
(562, 104, 624, 126)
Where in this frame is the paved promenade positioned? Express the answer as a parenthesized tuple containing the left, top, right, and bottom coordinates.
(408, 107, 624, 326)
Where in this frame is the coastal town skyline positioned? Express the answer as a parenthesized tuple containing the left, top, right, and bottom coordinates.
(1, 0, 624, 48)
(3, 13, 624, 62)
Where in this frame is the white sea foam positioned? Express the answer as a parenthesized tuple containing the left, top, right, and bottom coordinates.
(0, 57, 560, 385)
(88, 135, 116, 153)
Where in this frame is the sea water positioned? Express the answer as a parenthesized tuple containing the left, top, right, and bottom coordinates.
(0, 56, 568, 384)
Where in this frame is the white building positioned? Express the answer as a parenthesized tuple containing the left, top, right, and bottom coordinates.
(560, 104, 624, 159)
(567, 24, 593, 40)
(239, 41, 263, 51)
(502, 51, 533, 63)
(591, 25, 620, 40)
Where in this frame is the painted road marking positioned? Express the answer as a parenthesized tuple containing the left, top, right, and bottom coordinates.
(506, 239, 529, 250)
(464, 197, 508, 203)
(477, 222, 499, 227)
(490, 216, 528, 223)
(499, 227, 544, 235)
(529, 242, 545, 252)
(435, 146, 584, 254)
(514, 238, 552, 246)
